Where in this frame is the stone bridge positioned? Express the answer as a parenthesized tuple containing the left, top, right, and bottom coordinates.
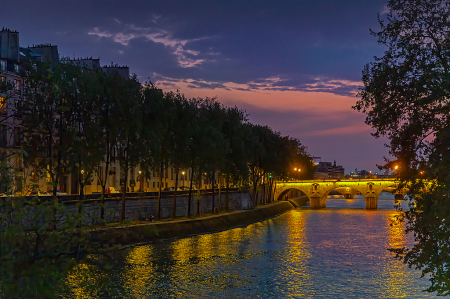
(274, 179, 406, 209)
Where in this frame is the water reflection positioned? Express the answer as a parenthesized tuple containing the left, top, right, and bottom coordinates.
(63, 198, 436, 298)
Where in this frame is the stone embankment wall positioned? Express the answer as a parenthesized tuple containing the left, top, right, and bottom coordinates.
(288, 196, 309, 207)
(60, 191, 253, 225)
(91, 201, 294, 246)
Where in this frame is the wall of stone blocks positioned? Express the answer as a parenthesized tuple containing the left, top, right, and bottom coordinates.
(59, 191, 254, 225)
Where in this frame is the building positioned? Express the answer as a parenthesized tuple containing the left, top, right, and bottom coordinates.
(0, 28, 222, 195)
(314, 160, 345, 179)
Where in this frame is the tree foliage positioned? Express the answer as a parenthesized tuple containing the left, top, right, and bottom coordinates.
(354, 0, 450, 294)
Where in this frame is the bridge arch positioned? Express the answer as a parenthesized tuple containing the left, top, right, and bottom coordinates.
(274, 179, 404, 210)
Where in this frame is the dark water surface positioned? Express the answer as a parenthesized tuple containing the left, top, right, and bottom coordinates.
(64, 194, 437, 298)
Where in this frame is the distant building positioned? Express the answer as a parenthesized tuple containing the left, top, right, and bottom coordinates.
(314, 160, 345, 179)
(309, 156, 321, 166)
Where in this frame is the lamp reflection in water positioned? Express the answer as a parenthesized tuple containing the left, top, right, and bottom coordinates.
(379, 211, 413, 298)
(121, 246, 157, 296)
(275, 210, 310, 297)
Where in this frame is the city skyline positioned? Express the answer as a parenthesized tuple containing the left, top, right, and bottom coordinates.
(1, 0, 391, 173)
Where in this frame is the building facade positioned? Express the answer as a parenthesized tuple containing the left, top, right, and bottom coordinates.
(0, 28, 222, 196)
(314, 160, 345, 179)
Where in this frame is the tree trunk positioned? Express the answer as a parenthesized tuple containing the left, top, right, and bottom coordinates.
(252, 182, 257, 207)
(225, 174, 229, 210)
(77, 180, 85, 227)
(267, 179, 273, 203)
(262, 181, 266, 205)
(120, 169, 127, 223)
(272, 181, 277, 201)
(211, 171, 215, 213)
(188, 166, 194, 217)
(157, 162, 163, 220)
(218, 174, 221, 213)
(173, 167, 179, 219)
(50, 185, 57, 231)
(196, 169, 201, 216)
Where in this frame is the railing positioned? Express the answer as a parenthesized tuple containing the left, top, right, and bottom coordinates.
(23, 188, 241, 202)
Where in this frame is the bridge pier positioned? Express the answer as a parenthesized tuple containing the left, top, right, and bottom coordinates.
(344, 194, 353, 199)
(365, 196, 377, 209)
(310, 195, 326, 209)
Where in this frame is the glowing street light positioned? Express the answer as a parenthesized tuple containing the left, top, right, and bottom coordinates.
(294, 168, 297, 171)
(182, 171, 185, 187)
(394, 165, 399, 170)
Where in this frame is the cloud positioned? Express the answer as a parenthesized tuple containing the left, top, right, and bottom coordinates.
(88, 27, 112, 38)
(88, 23, 210, 68)
(301, 124, 372, 137)
(153, 74, 361, 97)
(151, 13, 161, 24)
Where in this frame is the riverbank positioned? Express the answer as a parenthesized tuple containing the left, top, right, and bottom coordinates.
(90, 197, 309, 246)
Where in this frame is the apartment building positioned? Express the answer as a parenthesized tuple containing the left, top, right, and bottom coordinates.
(314, 160, 345, 179)
(0, 28, 220, 195)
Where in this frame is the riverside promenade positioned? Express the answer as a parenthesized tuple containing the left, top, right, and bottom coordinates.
(90, 197, 308, 246)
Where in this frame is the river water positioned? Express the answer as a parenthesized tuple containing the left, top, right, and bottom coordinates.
(63, 192, 437, 298)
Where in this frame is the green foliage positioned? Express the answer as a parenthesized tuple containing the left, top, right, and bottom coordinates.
(354, 0, 450, 294)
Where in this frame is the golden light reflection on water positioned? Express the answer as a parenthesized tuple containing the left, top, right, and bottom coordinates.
(281, 210, 312, 298)
(61, 200, 437, 298)
(379, 211, 412, 298)
(63, 258, 106, 298)
(121, 246, 157, 297)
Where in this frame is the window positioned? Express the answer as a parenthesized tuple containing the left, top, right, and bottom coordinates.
(14, 100, 22, 118)
(0, 97, 6, 115)
(14, 79, 21, 94)
(13, 127, 21, 146)
(153, 182, 155, 188)
(0, 61, 6, 71)
(0, 76, 6, 91)
(0, 125, 7, 146)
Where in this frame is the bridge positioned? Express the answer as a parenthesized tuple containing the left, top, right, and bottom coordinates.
(274, 179, 406, 209)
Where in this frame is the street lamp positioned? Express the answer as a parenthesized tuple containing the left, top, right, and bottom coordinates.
(138, 170, 142, 191)
(182, 171, 185, 187)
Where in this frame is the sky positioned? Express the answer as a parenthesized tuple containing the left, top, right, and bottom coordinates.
(2, 0, 392, 173)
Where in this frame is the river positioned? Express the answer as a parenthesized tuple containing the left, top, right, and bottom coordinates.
(63, 192, 437, 298)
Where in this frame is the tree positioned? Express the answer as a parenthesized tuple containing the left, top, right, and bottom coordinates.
(93, 71, 130, 220)
(114, 75, 142, 223)
(68, 66, 105, 218)
(21, 61, 80, 229)
(141, 83, 173, 220)
(166, 90, 191, 218)
(221, 106, 249, 210)
(353, 0, 450, 294)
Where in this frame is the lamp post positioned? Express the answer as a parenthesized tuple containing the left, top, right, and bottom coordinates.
(80, 169, 84, 195)
(182, 171, 185, 188)
(138, 170, 142, 191)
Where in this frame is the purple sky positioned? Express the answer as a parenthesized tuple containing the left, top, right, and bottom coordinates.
(2, 0, 392, 173)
